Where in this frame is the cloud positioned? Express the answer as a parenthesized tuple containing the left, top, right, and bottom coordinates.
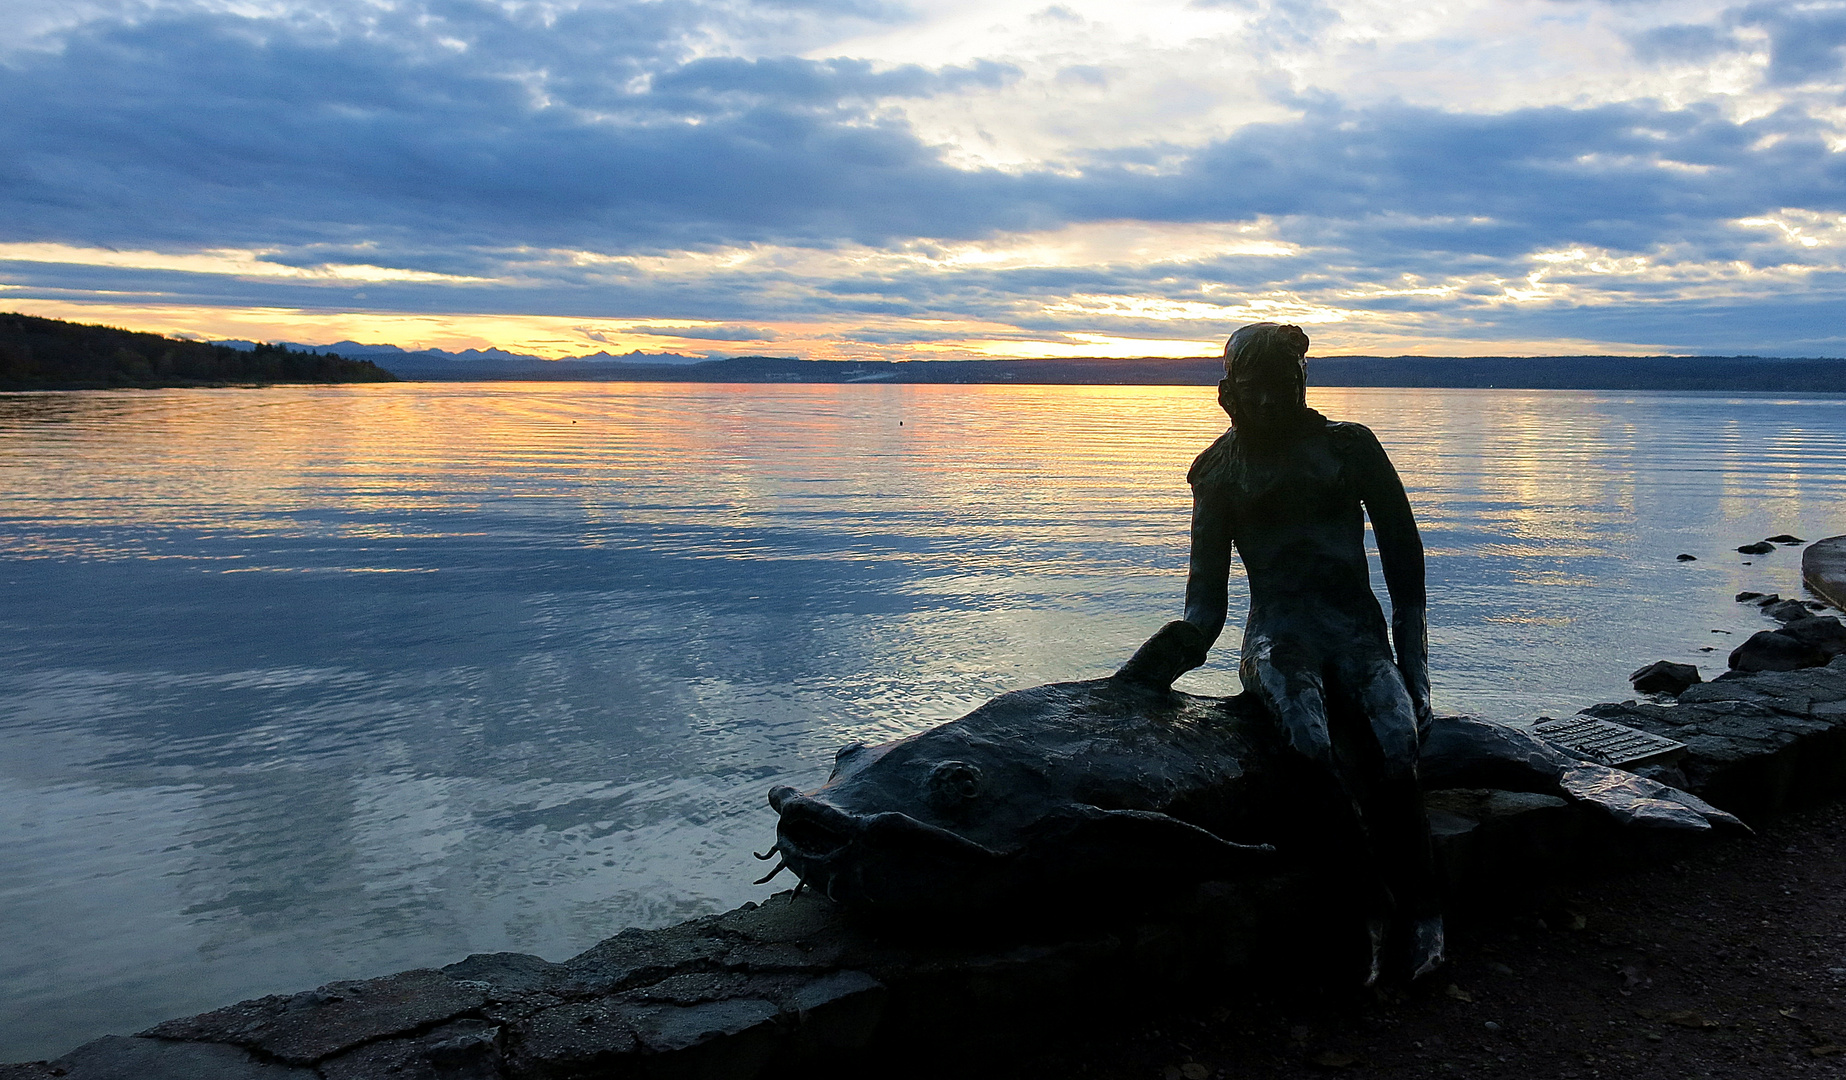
(1054, 64, 1111, 88)
(0, 5, 1063, 257)
(1739, 0, 1846, 85)
(2, 0, 1846, 357)
(628, 324, 778, 340)
(651, 56, 1020, 103)
(1627, 23, 1740, 63)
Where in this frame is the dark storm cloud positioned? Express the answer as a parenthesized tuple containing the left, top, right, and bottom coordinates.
(1118, 100, 1846, 250)
(1738, 1, 1846, 85)
(0, 2, 1047, 253)
(1625, 2, 1846, 84)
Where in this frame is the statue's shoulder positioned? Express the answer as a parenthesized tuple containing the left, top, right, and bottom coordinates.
(1323, 419, 1385, 457)
(1187, 429, 1237, 485)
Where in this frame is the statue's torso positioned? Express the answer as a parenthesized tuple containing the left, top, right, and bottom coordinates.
(1191, 419, 1389, 643)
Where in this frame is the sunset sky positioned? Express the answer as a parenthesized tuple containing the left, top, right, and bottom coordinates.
(3, 0, 1844, 360)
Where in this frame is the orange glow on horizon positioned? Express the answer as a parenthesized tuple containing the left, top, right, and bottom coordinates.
(2, 298, 1678, 362)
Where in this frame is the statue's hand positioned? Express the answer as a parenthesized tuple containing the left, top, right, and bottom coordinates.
(1412, 692, 1435, 743)
(1116, 620, 1210, 690)
(1397, 661, 1434, 741)
(1391, 606, 1433, 741)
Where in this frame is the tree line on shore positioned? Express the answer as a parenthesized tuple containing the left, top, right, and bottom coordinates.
(0, 313, 397, 390)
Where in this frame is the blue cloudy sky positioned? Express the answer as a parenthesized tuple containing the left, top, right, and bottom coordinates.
(3, 0, 1845, 359)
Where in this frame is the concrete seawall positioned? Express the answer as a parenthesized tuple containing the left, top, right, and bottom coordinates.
(1806, 536, 1846, 610)
(9, 654, 1846, 1080)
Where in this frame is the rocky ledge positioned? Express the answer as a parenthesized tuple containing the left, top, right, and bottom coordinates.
(10, 655, 1846, 1080)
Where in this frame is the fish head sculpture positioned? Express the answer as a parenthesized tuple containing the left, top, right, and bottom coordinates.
(762, 678, 1281, 915)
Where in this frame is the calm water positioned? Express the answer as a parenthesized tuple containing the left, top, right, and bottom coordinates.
(1, 383, 1842, 1059)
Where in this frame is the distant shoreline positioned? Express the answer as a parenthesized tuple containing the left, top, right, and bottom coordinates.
(7, 312, 1843, 393)
(0, 313, 397, 390)
(370, 353, 1846, 394)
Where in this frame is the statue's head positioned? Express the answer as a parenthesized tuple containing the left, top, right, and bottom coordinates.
(1219, 322, 1309, 435)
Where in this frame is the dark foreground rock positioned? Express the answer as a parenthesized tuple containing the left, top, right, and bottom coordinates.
(12, 657, 1846, 1080)
(1786, 616, 1846, 657)
(1730, 629, 1832, 672)
(1585, 657, 1846, 820)
(1630, 661, 1701, 696)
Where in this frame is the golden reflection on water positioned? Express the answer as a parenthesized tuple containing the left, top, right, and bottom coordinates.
(0, 383, 1227, 564)
(2, 382, 1842, 579)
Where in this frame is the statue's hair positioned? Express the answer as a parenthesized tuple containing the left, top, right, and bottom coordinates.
(1223, 322, 1310, 381)
(1220, 323, 1312, 470)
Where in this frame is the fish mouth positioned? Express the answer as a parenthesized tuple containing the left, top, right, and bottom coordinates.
(765, 786, 1002, 909)
(768, 786, 861, 863)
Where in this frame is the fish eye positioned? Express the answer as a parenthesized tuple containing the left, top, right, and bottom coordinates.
(926, 760, 983, 811)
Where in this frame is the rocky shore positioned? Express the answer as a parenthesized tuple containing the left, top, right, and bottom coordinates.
(8, 546, 1846, 1080)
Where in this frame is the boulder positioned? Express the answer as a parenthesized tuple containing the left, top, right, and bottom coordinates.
(1737, 591, 1766, 602)
(1676, 553, 1697, 562)
(1630, 661, 1702, 696)
(1765, 534, 1805, 544)
(1737, 541, 1776, 555)
(1729, 630, 1829, 673)
(1764, 599, 1818, 623)
(1782, 616, 1846, 658)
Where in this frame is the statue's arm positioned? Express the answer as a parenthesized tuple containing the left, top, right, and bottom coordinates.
(1355, 428, 1432, 733)
(1182, 478, 1234, 644)
(1117, 480, 1231, 688)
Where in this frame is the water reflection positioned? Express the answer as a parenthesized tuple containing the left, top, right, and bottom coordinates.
(0, 383, 1842, 1060)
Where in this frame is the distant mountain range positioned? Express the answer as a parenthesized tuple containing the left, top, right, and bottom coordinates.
(216, 339, 712, 369)
(234, 338, 1846, 393)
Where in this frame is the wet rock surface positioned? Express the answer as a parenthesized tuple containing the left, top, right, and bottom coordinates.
(142, 970, 487, 1067)
(6, 1036, 317, 1079)
(13, 656, 1846, 1080)
(1765, 598, 1822, 623)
